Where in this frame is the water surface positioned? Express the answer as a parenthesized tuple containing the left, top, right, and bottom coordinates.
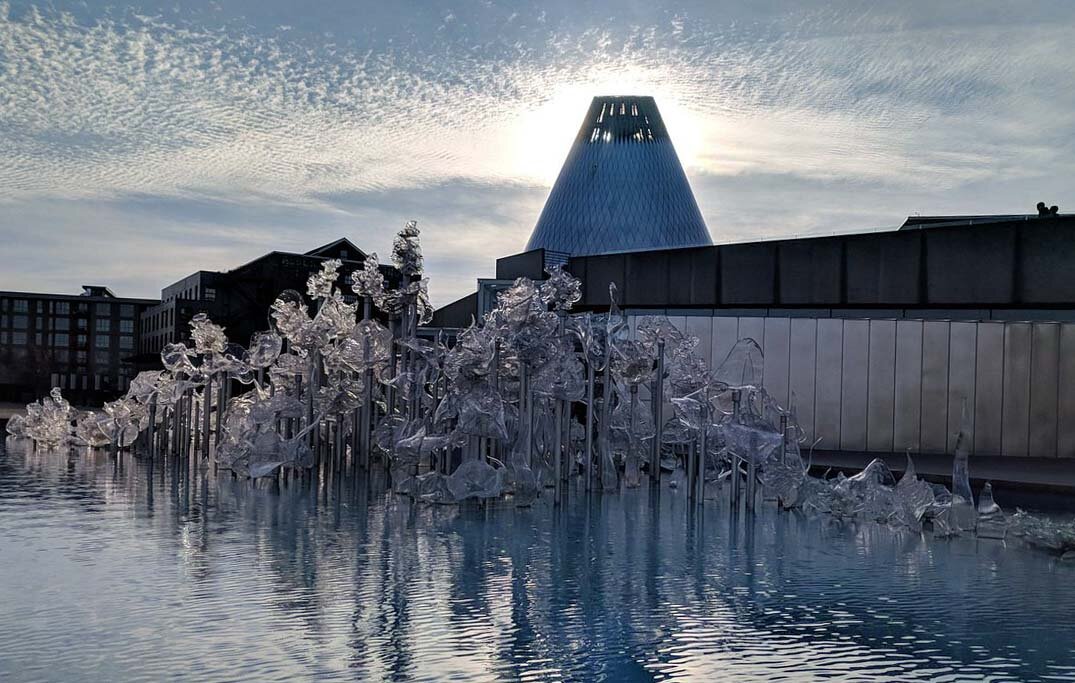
(1, 441, 1074, 682)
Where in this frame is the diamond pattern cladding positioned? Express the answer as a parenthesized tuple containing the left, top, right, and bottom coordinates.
(526, 96, 712, 256)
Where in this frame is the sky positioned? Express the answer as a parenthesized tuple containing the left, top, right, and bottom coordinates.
(1, 1, 1073, 306)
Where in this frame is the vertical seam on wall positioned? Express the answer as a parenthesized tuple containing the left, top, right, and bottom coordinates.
(1057, 324, 1063, 459)
(944, 322, 952, 454)
(1001, 324, 1008, 456)
(865, 320, 871, 452)
(1026, 324, 1033, 457)
(972, 323, 980, 456)
(786, 318, 795, 410)
(813, 318, 820, 447)
(892, 321, 899, 453)
(918, 320, 924, 454)
(838, 320, 845, 450)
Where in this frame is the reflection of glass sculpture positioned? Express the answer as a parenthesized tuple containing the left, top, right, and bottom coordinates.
(7, 220, 1073, 559)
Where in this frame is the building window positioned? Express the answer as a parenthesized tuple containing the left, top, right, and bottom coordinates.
(55, 318, 69, 331)
(54, 301, 69, 314)
(0, 331, 6, 343)
(54, 333, 69, 346)
(120, 304, 134, 317)
(76, 351, 87, 364)
(96, 303, 111, 316)
(96, 318, 111, 332)
(204, 287, 216, 301)
(120, 319, 134, 333)
(54, 349, 69, 363)
(95, 351, 110, 365)
(12, 332, 26, 345)
(119, 336, 133, 350)
(76, 334, 87, 346)
(12, 315, 27, 329)
(12, 299, 28, 313)
(94, 336, 110, 349)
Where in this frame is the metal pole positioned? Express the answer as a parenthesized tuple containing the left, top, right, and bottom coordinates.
(553, 398, 563, 505)
(147, 396, 157, 460)
(192, 393, 201, 457)
(597, 363, 612, 491)
(690, 393, 707, 504)
(651, 340, 665, 485)
(626, 384, 640, 487)
(730, 390, 741, 508)
(215, 378, 226, 447)
(585, 363, 595, 492)
(746, 429, 757, 512)
(780, 414, 789, 464)
(201, 377, 212, 460)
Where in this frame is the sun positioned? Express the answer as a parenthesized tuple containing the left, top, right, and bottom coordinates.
(501, 71, 709, 186)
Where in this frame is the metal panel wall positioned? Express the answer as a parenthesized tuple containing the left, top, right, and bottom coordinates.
(684, 316, 714, 366)
(712, 317, 740, 371)
(1058, 324, 1075, 458)
(974, 323, 1005, 455)
(840, 320, 870, 450)
(920, 322, 951, 452)
(762, 318, 791, 408)
(814, 319, 844, 451)
(614, 313, 1075, 459)
(1002, 323, 1032, 457)
(788, 318, 818, 447)
(866, 320, 896, 452)
(946, 322, 977, 452)
(1029, 323, 1059, 457)
(737, 317, 766, 348)
(893, 320, 924, 452)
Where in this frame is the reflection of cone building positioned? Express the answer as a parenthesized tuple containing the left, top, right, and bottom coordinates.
(526, 96, 712, 257)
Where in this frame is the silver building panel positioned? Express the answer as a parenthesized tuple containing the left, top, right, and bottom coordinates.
(788, 318, 818, 447)
(920, 321, 950, 453)
(1001, 323, 1032, 457)
(1029, 323, 1060, 458)
(684, 316, 714, 366)
(762, 318, 791, 408)
(866, 320, 897, 453)
(973, 323, 1005, 455)
(737, 317, 766, 349)
(666, 316, 688, 341)
(893, 320, 924, 452)
(711, 317, 740, 371)
(840, 320, 870, 450)
(946, 322, 978, 453)
(1058, 324, 1075, 458)
(814, 319, 844, 451)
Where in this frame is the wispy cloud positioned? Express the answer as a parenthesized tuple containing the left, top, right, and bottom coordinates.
(0, 1, 1072, 305)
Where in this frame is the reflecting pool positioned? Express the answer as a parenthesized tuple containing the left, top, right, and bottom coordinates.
(1, 441, 1074, 682)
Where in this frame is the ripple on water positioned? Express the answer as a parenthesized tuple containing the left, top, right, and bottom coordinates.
(1, 440, 1074, 682)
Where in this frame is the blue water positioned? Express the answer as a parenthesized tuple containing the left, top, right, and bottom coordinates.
(2, 440, 1074, 682)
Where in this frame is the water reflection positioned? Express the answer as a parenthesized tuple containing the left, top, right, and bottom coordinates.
(1, 440, 1074, 682)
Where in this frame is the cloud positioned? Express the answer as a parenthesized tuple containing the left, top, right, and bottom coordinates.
(0, 0, 1073, 305)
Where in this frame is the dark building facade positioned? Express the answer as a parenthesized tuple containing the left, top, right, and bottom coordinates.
(0, 286, 157, 404)
(1, 239, 396, 406)
(139, 238, 399, 360)
(525, 96, 712, 257)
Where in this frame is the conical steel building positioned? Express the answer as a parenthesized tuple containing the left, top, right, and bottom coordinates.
(526, 96, 712, 256)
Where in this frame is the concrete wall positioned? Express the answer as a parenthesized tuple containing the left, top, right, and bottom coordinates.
(627, 313, 1075, 459)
